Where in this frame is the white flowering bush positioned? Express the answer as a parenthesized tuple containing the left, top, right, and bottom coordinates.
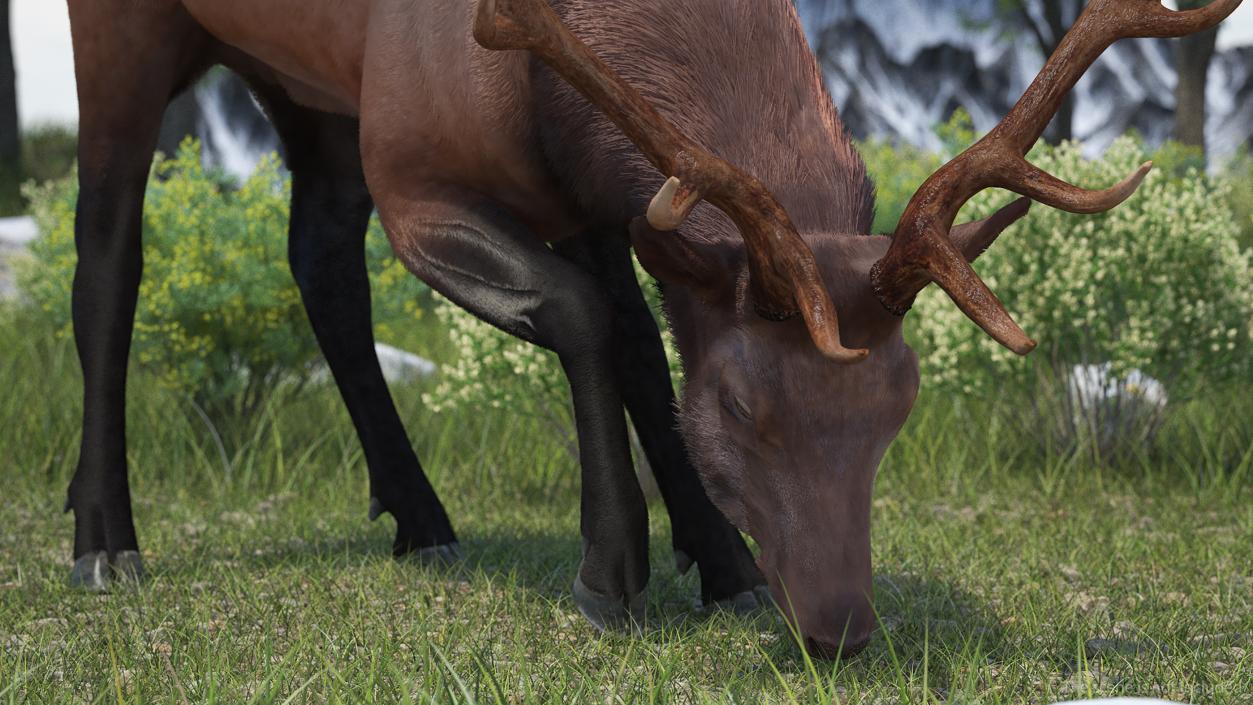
(909, 136, 1253, 401)
(421, 257, 680, 445)
(421, 295, 569, 415)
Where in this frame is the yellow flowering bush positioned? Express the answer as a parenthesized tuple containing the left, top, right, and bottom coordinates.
(19, 140, 428, 417)
(907, 136, 1253, 399)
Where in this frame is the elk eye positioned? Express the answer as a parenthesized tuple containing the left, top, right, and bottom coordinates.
(730, 395, 753, 421)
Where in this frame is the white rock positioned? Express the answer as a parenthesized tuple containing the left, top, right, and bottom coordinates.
(1064, 363, 1169, 456)
(373, 343, 437, 383)
(1068, 364, 1168, 411)
(309, 343, 436, 385)
(0, 216, 38, 246)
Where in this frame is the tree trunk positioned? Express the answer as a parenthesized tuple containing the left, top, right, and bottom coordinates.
(1050, 82, 1075, 145)
(1173, 0, 1219, 152)
(1022, 0, 1078, 144)
(0, 0, 21, 210)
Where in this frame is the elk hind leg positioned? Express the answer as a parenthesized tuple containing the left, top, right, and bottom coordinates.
(251, 84, 460, 558)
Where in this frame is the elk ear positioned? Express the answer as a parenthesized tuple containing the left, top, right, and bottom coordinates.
(630, 217, 738, 299)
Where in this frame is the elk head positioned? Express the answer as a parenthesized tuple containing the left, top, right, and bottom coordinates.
(475, 0, 1241, 658)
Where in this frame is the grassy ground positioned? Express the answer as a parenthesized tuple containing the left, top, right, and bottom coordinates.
(0, 303, 1250, 704)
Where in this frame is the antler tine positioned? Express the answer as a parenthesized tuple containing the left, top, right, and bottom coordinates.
(647, 177, 703, 232)
(1130, 0, 1244, 37)
(872, 0, 1242, 355)
(996, 158, 1154, 215)
(474, 0, 869, 362)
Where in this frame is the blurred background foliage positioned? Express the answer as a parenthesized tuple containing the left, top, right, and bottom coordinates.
(8, 115, 1251, 465)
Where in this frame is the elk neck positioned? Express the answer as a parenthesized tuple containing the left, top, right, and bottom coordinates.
(534, 0, 879, 362)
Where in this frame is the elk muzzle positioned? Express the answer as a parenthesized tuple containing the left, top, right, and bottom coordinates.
(750, 472, 877, 660)
(759, 541, 876, 660)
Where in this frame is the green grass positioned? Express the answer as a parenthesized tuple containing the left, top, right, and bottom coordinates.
(0, 302, 1250, 704)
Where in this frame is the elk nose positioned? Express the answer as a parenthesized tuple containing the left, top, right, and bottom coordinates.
(796, 593, 876, 660)
(804, 632, 872, 660)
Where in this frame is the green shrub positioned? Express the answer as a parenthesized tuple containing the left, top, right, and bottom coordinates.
(1222, 148, 1253, 252)
(0, 123, 80, 217)
(0, 164, 20, 217)
(18, 140, 428, 421)
(1143, 138, 1207, 181)
(422, 295, 573, 444)
(857, 138, 943, 234)
(858, 110, 982, 234)
(21, 123, 78, 187)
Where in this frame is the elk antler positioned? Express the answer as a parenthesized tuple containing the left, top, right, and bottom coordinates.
(871, 0, 1242, 355)
(473, 0, 869, 363)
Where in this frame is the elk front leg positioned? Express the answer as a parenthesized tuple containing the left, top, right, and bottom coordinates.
(64, 0, 210, 591)
(373, 191, 650, 629)
(255, 88, 459, 560)
(553, 232, 769, 610)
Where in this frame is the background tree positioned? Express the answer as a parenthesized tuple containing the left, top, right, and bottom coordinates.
(0, 0, 21, 213)
(796, 0, 1083, 144)
(995, 0, 1082, 144)
(1173, 0, 1220, 151)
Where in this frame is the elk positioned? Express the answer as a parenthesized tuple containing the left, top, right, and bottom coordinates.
(62, 0, 1238, 658)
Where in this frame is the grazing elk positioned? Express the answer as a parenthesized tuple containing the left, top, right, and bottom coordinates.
(62, 0, 1238, 658)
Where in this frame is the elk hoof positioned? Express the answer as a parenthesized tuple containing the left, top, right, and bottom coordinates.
(68, 551, 146, 593)
(69, 552, 110, 593)
(401, 542, 462, 566)
(573, 575, 645, 634)
(715, 585, 774, 614)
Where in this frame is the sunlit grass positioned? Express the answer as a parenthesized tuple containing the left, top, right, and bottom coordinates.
(0, 303, 1249, 703)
